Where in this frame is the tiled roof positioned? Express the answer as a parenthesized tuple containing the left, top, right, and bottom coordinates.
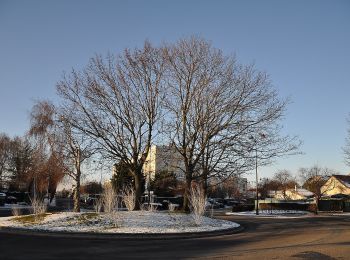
(333, 175, 350, 188)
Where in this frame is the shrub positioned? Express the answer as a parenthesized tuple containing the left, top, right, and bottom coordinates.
(30, 197, 47, 221)
(102, 183, 117, 213)
(12, 206, 22, 216)
(122, 185, 136, 211)
(94, 198, 103, 213)
(168, 203, 177, 212)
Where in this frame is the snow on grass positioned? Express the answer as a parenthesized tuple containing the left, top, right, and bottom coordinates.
(226, 210, 310, 218)
(0, 211, 239, 234)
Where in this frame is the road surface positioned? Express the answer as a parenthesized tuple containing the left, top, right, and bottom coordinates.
(1, 214, 349, 259)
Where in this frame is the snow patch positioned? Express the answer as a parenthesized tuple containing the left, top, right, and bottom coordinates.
(0, 211, 239, 234)
(226, 210, 310, 218)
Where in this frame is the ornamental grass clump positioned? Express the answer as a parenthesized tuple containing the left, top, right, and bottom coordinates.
(30, 197, 47, 222)
(30, 197, 47, 215)
(94, 198, 103, 213)
(122, 185, 136, 211)
(102, 183, 118, 213)
(12, 206, 22, 216)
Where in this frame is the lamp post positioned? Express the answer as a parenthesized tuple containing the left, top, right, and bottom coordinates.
(249, 133, 266, 216)
(148, 171, 151, 207)
(255, 145, 259, 215)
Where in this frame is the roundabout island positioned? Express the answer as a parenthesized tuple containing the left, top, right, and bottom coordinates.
(0, 211, 241, 239)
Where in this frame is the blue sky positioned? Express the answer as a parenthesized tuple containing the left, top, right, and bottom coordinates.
(0, 0, 349, 182)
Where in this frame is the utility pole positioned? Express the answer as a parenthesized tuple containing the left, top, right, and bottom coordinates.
(250, 133, 266, 216)
(255, 147, 259, 215)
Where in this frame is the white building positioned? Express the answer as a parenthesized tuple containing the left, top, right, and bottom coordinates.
(143, 145, 184, 180)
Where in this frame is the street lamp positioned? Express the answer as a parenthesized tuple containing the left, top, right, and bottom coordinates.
(254, 142, 259, 216)
(249, 133, 266, 215)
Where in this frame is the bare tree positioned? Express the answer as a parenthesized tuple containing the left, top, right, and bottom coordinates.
(55, 116, 96, 212)
(259, 177, 280, 199)
(57, 42, 165, 209)
(29, 100, 94, 212)
(29, 101, 66, 201)
(7, 136, 35, 192)
(272, 170, 297, 200)
(163, 37, 300, 210)
(299, 165, 338, 214)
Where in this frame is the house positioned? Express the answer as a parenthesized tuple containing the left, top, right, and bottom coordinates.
(321, 175, 350, 196)
(269, 187, 314, 200)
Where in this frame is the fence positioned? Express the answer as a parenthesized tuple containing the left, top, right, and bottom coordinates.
(258, 199, 316, 212)
(258, 199, 350, 213)
(318, 199, 350, 212)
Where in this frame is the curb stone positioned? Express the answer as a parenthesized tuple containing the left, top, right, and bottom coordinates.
(0, 224, 244, 240)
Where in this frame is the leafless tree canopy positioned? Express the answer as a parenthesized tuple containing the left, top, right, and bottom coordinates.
(57, 42, 165, 209)
(29, 101, 63, 196)
(162, 37, 300, 210)
(272, 170, 297, 199)
(54, 37, 300, 211)
(29, 100, 95, 212)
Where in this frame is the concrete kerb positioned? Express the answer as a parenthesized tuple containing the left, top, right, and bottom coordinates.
(0, 225, 244, 240)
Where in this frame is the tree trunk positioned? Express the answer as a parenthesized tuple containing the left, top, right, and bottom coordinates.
(315, 197, 319, 215)
(182, 176, 192, 212)
(73, 174, 81, 212)
(201, 175, 208, 197)
(133, 172, 143, 210)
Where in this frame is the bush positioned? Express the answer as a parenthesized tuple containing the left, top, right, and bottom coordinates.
(102, 183, 117, 213)
(30, 197, 47, 221)
(12, 206, 22, 216)
(122, 185, 136, 211)
(94, 198, 103, 213)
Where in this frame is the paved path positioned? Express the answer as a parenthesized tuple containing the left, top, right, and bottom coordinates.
(1, 214, 349, 259)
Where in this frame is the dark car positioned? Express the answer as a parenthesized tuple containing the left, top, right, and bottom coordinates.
(224, 199, 240, 207)
(5, 196, 17, 204)
(210, 198, 225, 208)
(84, 194, 101, 205)
(0, 193, 5, 206)
(206, 198, 224, 209)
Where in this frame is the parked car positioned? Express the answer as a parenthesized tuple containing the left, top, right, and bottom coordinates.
(84, 194, 101, 205)
(5, 196, 17, 204)
(142, 202, 163, 210)
(223, 199, 240, 208)
(0, 192, 6, 206)
(207, 198, 225, 209)
(206, 198, 224, 209)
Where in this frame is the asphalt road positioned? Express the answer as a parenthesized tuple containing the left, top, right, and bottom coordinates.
(1, 214, 350, 260)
